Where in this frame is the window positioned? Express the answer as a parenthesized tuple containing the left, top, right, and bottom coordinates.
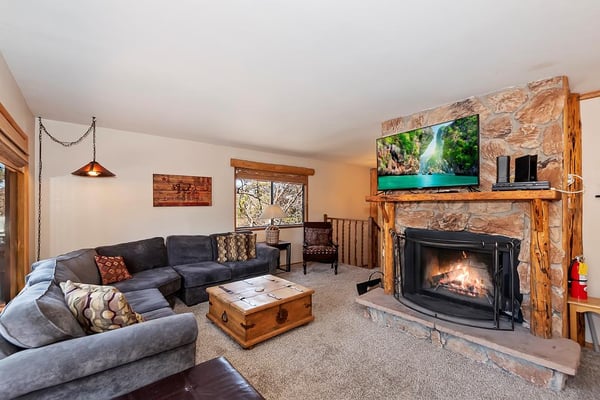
(236, 179, 304, 228)
(231, 159, 315, 230)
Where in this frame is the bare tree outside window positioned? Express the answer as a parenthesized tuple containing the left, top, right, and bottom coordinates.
(236, 179, 304, 228)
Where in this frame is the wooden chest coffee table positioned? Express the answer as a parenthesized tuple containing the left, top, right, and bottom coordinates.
(206, 275, 314, 348)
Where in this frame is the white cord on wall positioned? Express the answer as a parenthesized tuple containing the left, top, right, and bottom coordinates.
(550, 173, 585, 194)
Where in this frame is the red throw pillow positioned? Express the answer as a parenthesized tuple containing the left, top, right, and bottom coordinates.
(94, 255, 133, 284)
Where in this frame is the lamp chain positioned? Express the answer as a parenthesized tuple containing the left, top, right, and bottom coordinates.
(36, 116, 96, 260)
(38, 117, 95, 147)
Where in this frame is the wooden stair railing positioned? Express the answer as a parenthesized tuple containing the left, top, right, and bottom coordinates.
(324, 214, 380, 269)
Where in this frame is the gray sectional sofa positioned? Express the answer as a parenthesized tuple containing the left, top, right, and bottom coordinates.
(0, 234, 279, 399)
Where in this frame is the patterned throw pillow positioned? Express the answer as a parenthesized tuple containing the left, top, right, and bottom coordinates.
(225, 234, 239, 261)
(94, 255, 132, 284)
(306, 228, 332, 246)
(60, 280, 144, 334)
(234, 233, 248, 261)
(216, 235, 228, 263)
(245, 233, 257, 259)
(215, 232, 257, 263)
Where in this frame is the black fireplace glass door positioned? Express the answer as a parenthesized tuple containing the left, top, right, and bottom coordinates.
(397, 228, 522, 330)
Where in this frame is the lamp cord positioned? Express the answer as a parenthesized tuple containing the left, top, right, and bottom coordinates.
(36, 117, 96, 260)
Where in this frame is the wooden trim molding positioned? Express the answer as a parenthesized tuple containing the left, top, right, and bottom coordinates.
(579, 90, 600, 101)
(0, 101, 29, 302)
(230, 158, 315, 176)
(562, 92, 583, 337)
(0, 102, 28, 147)
(0, 102, 28, 169)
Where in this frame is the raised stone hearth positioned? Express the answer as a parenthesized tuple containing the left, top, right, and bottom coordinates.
(356, 288, 581, 391)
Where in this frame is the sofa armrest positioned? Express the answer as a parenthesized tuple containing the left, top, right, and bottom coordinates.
(0, 313, 197, 399)
(256, 243, 279, 274)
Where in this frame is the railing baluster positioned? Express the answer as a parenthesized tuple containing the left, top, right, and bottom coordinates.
(320, 215, 379, 269)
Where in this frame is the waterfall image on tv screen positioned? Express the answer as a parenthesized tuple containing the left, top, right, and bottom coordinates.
(376, 114, 479, 190)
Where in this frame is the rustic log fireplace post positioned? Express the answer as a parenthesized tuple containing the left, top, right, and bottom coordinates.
(367, 190, 561, 338)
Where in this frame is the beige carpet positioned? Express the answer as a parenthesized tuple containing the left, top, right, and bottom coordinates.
(174, 263, 600, 400)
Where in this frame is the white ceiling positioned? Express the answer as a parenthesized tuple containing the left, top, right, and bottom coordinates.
(1, 1, 600, 167)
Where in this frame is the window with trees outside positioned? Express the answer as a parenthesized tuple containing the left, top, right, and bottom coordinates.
(236, 179, 304, 228)
(231, 159, 315, 230)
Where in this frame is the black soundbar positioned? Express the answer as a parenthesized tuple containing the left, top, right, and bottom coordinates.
(492, 180, 550, 191)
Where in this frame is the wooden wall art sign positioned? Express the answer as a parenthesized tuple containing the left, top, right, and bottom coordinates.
(153, 174, 212, 207)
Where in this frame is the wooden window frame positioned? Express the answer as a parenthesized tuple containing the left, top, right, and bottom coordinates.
(0, 102, 29, 306)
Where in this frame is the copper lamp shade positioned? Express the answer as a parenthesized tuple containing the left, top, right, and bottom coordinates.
(71, 117, 116, 177)
(72, 161, 115, 177)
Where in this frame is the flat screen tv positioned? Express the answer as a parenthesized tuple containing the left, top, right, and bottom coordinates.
(376, 114, 480, 191)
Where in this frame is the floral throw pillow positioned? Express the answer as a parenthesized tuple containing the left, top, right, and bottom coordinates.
(94, 255, 133, 284)
(60, 280, 144, 334)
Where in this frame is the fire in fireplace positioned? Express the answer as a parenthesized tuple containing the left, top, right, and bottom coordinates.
(393, 228, 522, 330)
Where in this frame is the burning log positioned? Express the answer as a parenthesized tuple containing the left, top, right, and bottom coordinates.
(430, 269, 488, 298)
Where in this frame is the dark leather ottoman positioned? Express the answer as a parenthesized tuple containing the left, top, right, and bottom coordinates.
(114, 356, 264, 399)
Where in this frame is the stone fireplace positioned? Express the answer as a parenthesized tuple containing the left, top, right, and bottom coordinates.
(379, 76, 572, 337)
(358, 76, 583, 390)
(395, 228, 522, 330)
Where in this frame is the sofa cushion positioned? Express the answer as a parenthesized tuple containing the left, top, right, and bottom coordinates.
(166, 235, 214, 265)
(123, 288, 170, 314)
(26, 258, 64, 286)
(224, 258, 270, 280)
(94, 255, 133, 284)
(60, 281, 144, 334)
(0, 281, 85, 348)
(56, 248, 101, 285)
(28, 249, 101, 287)
(140, 307, 176, 320)
(172, 261, 231, 288)
(96, 237, 168, 274)
(112, 266, 181, 297)
(0, 335, 20, 360)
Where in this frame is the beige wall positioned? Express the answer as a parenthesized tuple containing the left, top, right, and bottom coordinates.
(36, 119, 371, 264)
(580, 96, 600, 343)
(0, 53, 34, 135)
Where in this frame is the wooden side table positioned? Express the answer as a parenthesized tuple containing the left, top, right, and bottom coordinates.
(265, 241, 291, 272)
(568, 296, 600, 351)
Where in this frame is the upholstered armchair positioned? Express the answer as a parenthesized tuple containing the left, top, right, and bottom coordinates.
(302, 222, 339, 275)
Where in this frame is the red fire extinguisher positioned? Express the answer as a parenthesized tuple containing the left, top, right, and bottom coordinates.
(568, 256, 588, 300)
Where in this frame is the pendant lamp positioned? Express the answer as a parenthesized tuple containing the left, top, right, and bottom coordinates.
(71, 117, 115, 177)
